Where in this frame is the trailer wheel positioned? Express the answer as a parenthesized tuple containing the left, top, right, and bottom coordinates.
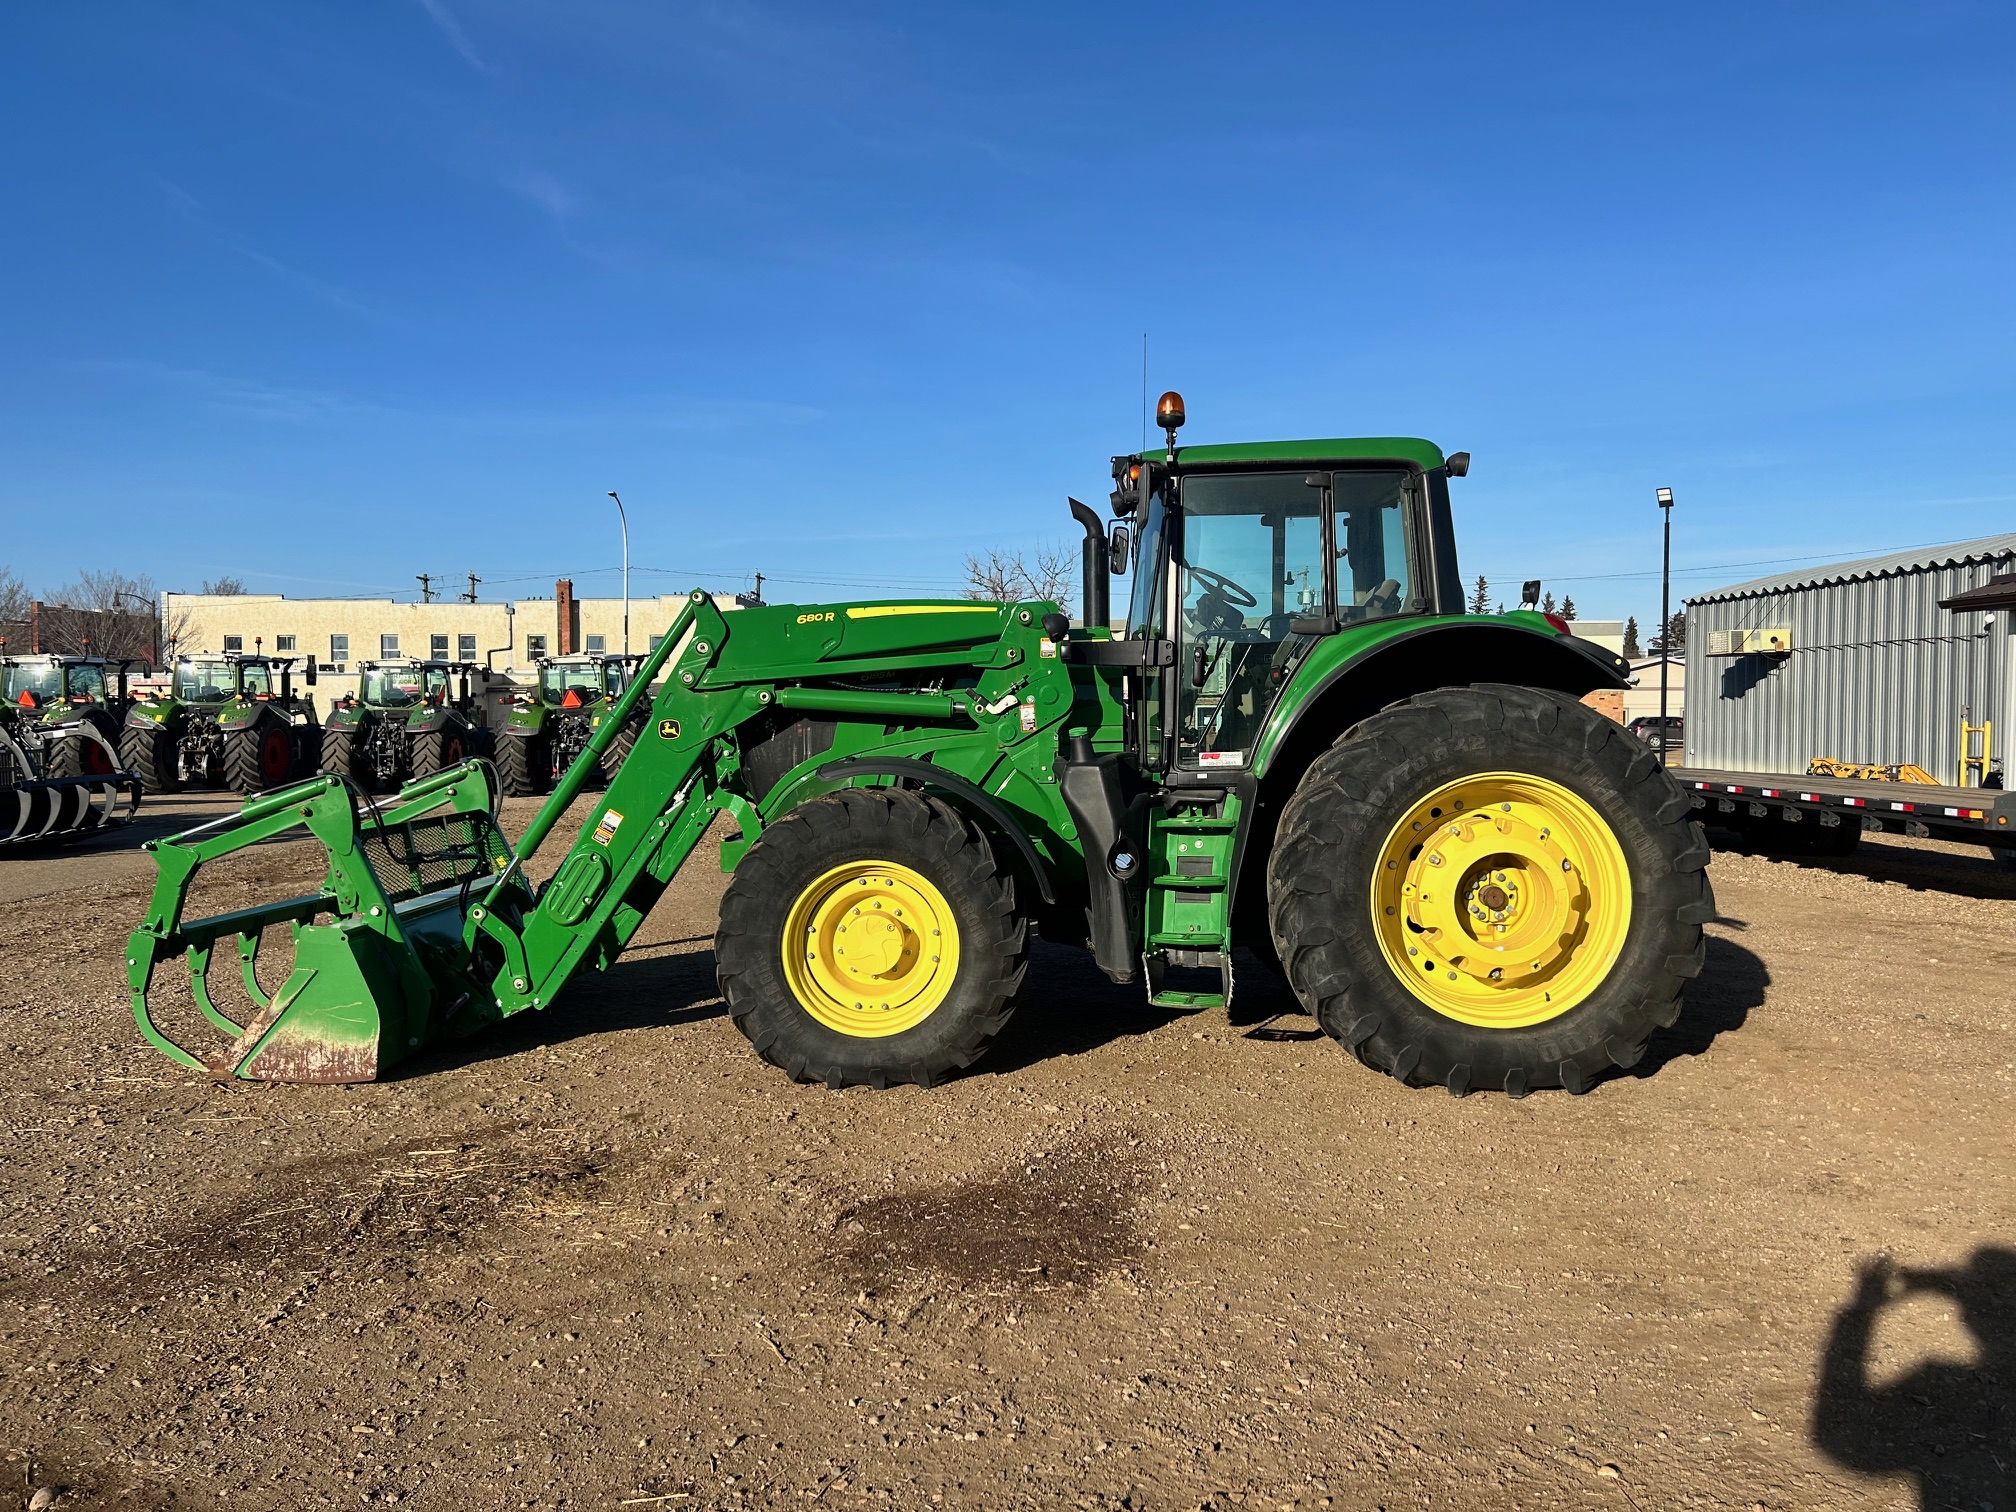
(1267, 684, 1714, 1096)
(718, 789, 1027, 1089)
(121, 724, 182, 793)
(496, 733, 549, 797)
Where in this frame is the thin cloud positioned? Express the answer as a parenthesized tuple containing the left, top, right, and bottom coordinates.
(75, 360, 385, 424)
(153, 176, 381, 320)
(413, 0, 493, 74)
(508, 171, 580, 221)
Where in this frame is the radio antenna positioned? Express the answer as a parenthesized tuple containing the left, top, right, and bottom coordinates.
(1140, 333, 1148, 452)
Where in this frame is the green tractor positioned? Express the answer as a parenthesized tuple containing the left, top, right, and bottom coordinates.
(122, 653, 320, 794)
(0, 653, 142, 842)
(319, 660, 493, 792)
(495, 653, 647, 797)
(0, 653, 139, 779)
(128, 397, 1711, 1097)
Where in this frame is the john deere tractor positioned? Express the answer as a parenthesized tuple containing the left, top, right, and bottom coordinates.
(129, 396, 1711, 1098)
(495, 653, 647, 796)
(122, 653, 319, 794)
(319, 660, 492, 792)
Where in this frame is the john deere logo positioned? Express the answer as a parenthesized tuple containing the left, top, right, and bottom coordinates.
(657, 718, 681, 740)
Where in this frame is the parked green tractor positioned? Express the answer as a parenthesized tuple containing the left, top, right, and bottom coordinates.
(122, 654, 320, 794)
(495, 653, 647, 796)
(0, 653, 142, 842)
(128, 398, 1711, 1096)
(319, 660, 493, 792)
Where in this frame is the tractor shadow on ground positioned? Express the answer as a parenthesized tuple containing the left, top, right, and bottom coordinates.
(1631, 933, 1769, 1081)
(401, 938, 728, 1077)
(979, 939, 1216, 1076)
(1811, 1247, 2016, 1510)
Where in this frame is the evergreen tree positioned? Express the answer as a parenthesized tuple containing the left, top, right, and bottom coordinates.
(1541, 590, 1557, 614)
(1559, 595, 1577, 620)
(1623, 615, 1641, 657)
(1467, 574, 1490, 614)
(1663, 610, 1687, 652)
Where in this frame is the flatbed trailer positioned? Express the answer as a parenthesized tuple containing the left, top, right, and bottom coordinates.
(1669, 764, 2016, 853)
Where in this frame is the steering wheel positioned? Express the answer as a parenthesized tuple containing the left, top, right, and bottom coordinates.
(1188, 565, 1257, 609)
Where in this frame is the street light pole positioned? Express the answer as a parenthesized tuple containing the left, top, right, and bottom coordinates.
(607, 491, 630, 658)
(1656, 486, 1674, 765)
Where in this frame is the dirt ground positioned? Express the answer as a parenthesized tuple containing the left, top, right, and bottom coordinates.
(0, 797, 2011, 1511)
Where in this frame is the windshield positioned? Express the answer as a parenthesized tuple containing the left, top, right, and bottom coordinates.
(362, 666, 428, 706)
(64, 664, 108, 701)
(174, 659, 239, 702)
(541, 663, 604, 705)
(1125, 493, 1167, 640)
(6, 665, 63, 705)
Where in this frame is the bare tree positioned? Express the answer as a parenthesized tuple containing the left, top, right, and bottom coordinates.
(962, 544, 1076, 614)
(201, 575, 247, 596)
(43, 570, 168, 662)
(0, 566, 29, 626)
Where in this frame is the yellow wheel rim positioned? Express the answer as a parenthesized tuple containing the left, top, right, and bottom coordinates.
(780, 861, 960, 1038)
(1369, 772, 1633, 1029)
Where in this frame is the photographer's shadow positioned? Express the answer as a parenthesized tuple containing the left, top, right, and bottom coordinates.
(1813, 1249, 2016, 1508)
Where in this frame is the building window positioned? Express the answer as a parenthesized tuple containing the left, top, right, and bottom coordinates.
(223, 635, 243, 653)
(329, 634, 349, 666)
(431, 633, 450, 660)
(458, 633, 476, 661)
(380, 634, 400, 658)
(275, 634, 296, 653)
(585, 634, 606, 653)
(525, 634, 547, 661)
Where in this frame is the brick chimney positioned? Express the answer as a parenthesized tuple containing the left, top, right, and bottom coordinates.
(555, 578, 576, 655)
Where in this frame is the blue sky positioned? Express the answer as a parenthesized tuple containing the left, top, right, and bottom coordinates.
(3, 2, 2012, 626)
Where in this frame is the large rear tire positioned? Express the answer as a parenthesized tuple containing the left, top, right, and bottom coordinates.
(718, 789, 1027, 1089)
(226, 722, 295, 794)
(49, 712, 121, 779)
(1266, 684, 1714, 1097)
(601, 717, 640, 785)
(120, 724, 182, 794)
(319, 728, 363, 787)
(495, 732, 549, 797)
(410, 724, 469, 781)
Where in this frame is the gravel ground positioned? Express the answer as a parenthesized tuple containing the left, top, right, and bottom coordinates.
(0, 803, 2010, 1511)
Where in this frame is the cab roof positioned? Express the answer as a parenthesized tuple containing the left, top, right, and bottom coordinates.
(1133, 436, 1446, 471)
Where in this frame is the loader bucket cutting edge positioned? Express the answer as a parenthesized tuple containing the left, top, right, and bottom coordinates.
(127, 763, 524, 1083)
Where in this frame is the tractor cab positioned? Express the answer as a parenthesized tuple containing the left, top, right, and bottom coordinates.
(163, 653, 308, 710)
(535, 653, 641, 710)
(1097, 394, 1468, 777)
(2, 654, 136, 713)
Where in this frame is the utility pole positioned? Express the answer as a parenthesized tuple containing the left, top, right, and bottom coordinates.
(753, 572, 765, 603)
(1656, 486, 1674, 766)
(607, 491, 630, 657)
(416, 573, 436, 604)
(461, 573, 481, 603)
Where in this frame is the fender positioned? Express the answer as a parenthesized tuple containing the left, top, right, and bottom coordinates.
(125, 701, 171, 730)
(1252, 616, 1629, 782)
(814, 755, 1058, 906)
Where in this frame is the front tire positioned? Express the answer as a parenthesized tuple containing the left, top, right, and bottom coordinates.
(1267, 684, 1714, 1096)
(717, 789, 1027, 1089)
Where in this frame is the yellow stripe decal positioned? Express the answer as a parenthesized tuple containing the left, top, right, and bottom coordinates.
(844, 605, 1001, 620)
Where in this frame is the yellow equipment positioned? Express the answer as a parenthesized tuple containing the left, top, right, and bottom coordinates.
(1806, 758, 1939, 785)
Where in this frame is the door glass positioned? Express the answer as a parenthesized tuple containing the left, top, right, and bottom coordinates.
(1175, 473, 1325, 766)
(1334, 470, 1414, 621)
(1125, 491, 1169, 761)
(239, 662, 273, 697)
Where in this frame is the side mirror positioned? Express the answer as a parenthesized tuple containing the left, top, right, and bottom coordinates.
(303, 658, 317, 686)
(1520, 579, 1542, 610)
(1108, 524, 1131, 576)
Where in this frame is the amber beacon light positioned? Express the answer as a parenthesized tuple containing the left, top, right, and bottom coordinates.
(1156, 390, 1186, 456)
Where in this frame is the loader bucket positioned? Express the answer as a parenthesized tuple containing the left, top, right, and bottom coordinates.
(0, 721, 139, 845)
(125, 762, 525, 1082)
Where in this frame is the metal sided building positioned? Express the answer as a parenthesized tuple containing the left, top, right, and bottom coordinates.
(1684, 532, 2016, 782)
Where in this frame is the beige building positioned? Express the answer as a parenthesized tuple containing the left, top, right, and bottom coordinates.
(160, 580, 741, 716)
(1623, 653, 1686, 723)
(1566, 619, 1627, 656)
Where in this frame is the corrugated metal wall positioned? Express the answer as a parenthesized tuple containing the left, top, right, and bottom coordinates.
(1685, 558, 2014, 778)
